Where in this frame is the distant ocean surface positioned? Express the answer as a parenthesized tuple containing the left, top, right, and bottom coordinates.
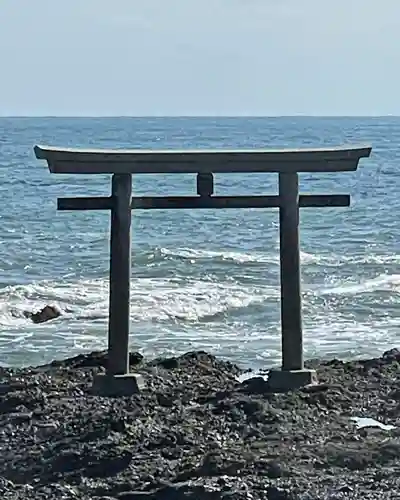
(0, 117, 398, 369)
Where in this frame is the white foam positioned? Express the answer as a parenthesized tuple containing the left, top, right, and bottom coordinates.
(160, 247, 275, 264)
(320, 273, 400, 296)
(1, 246, 399, 368)
(0, 275, 278, 328)
(160, 247, 400, 268)
(159, 247, 321, 265)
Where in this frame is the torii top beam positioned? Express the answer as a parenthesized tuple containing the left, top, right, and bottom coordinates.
(34, 145, 372, 175)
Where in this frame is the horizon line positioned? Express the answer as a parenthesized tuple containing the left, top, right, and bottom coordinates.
(1, 114, 399, 119)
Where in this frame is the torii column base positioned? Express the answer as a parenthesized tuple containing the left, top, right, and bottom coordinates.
(92, 373, 145, 397)
(268, 368, 317, 391)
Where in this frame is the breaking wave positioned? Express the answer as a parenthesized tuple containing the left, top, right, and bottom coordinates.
(0, 246, 398, 368)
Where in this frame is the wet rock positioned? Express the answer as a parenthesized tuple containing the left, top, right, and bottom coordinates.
(0, 477, 15, 491)
(49, 351, 143, 370)
(155, 357, 179, 370)
(117, 481, 238, 500)
(266, 486, 296, 500)
(264, 460, 286, 479)
(382, 348, 400, 362)
(239, 376, 271, 395)
(0, 382, 24, 396)
(117, 493, 157, 499)
(25, 305, 62, 324)
(8, 412, 32, 424)
(153, 351, 241, 376)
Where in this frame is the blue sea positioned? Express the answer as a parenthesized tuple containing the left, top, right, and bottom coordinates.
(0, 117, 398, 369)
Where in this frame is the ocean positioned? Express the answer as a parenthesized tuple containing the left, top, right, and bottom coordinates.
(0, 116, 398, 369)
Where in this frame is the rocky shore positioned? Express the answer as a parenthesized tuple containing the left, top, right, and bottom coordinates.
(0, 348, 400, 499)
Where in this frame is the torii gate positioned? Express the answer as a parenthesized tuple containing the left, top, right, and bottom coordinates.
(34, 144, 371, 395)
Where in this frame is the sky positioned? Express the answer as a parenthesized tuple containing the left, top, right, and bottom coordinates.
(1, 0, 399, 116)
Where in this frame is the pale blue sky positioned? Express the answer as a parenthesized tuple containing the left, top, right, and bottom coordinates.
(1, 0, 399, 116)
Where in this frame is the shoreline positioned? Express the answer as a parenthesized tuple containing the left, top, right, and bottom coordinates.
(1, 348, 399, 499)
(1, 345, 390, 373)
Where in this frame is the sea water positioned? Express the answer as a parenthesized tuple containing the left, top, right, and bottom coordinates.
(0, 116, 398, 369)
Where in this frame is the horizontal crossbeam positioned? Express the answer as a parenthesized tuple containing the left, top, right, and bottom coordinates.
(58, 197, 113, 210)
(35, 144, 372, 174)
(57, 194, 350, 211)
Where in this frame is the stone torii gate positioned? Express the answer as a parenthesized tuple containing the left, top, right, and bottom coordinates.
(34, 144, 371, 395)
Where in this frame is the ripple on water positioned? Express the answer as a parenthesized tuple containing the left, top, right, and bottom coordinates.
(0, 117, 398, 368)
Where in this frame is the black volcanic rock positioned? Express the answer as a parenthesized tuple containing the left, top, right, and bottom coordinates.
(0, 349, 400, 499)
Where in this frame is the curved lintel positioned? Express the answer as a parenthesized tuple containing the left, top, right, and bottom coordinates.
(34, 144, 372, 174)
